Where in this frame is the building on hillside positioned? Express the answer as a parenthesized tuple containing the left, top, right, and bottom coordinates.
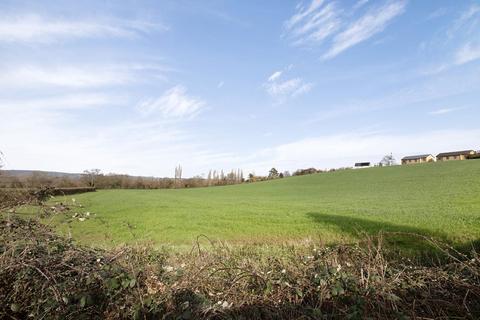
(401, 154, 435, 165)
(354, 162, 371, 169)
(436, 150, 476, 161)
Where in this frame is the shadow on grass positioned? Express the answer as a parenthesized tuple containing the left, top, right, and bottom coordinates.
(306, 212, 479, 260)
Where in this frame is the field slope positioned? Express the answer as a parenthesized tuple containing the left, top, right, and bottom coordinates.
(48, 161, 480, 249)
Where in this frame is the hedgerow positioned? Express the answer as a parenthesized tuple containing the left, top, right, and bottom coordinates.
(1, 212, 480, 319)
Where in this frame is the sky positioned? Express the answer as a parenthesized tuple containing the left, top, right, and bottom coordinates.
(0, 0, 480, 177)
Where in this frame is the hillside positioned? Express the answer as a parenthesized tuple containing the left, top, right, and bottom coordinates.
(2, 169, 83, 179)
(35, 160, 480, 249)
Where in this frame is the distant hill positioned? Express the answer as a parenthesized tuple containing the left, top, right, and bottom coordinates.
(2, 170, 83, 179)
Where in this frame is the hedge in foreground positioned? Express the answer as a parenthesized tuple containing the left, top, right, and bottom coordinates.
(1, 215, 479, 320)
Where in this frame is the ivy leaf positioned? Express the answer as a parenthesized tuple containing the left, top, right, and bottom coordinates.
(107, 278, 120, 290)
(80, 296, 86, 308)
(129, 278, 136, 288)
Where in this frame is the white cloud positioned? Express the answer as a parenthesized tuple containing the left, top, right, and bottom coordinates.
(429, 107, 463, 115)
(0, 63, 168, 89)
(448, 4, 480, 38)
(455, 42, 480, 65)
(323, 0, 406, 59)
(426, 7, 447, 21)
(353, 0, 370, 11)
(0, 65, 131, 88)
(0, 14, 165, 43)
(263, 70, 313, 102)
(137, 85, 205, 119)
(284, 1, 341, 46)
(307, 65, 480, 124)
(217, 81, 224, 88)
(284, 0, 406, 59)
(0, 93, 120, 110)
(285, 0, 326, 30)
(0, 102, 218, 176)
(268, 71, 283, 82)
(238, 129, 480, 173)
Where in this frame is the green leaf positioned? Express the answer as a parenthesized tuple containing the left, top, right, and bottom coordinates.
(129, 278, 136, 288)
(296, 288, 303, 297)
(107, 278, 120, 290)
(80, 296, 86, 308)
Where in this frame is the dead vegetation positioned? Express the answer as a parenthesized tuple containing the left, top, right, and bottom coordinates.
(1, 210, 479, 320)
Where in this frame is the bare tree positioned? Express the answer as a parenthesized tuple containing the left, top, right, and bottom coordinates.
(207, 170, 212, 186)
(174, 165, 182, 188)
(83, 169, 102, 187)
(0, 151, 4, 171)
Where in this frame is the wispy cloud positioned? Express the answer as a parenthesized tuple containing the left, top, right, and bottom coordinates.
(353, 0, 370, 11)
(429, 107, 463, 115)
(426, 7, 448, 21)
(420, 4, 480, 74)
(284, 1, 341, 46)
(0, 14, 166, 43)
(448, 4, 480, 38)
(0, 64, 167, 89)
(284, 0, 406, 59)
(137, 85, 205, 119)
(263, 69, 313, 102)
(455, 42, 480, 65)
(0, 93, 121, 110)
(323, 1, 406, 59)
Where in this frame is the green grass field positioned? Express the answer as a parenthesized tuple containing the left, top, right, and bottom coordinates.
(45, 161, 480, 251)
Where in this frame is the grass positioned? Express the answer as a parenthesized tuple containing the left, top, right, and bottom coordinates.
(36, 160, 480, 251)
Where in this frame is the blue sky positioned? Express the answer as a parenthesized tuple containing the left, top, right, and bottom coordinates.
(1, 0, 479, 177)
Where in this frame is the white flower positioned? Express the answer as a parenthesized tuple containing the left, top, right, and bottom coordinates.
(163, 266, 174, 272)
(78, 218, 86, 222)
(281, 269, 286, 274)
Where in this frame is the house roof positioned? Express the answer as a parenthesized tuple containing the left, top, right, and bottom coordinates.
(401, 154, 432, 161)
(436, 150, 475, 157)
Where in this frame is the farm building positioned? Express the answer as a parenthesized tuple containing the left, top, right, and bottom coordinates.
(354, 162, 371, 168)
(436, 150, 476, 161)
(401, 154, 435, 165)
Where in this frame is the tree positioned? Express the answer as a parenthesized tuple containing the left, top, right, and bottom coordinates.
(268, 168, 279, 179)
(83, 169, 102, 187)
(174, 165, 182, 188)
(207, 170, 212, 186)
(379, 153, 396, 167)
